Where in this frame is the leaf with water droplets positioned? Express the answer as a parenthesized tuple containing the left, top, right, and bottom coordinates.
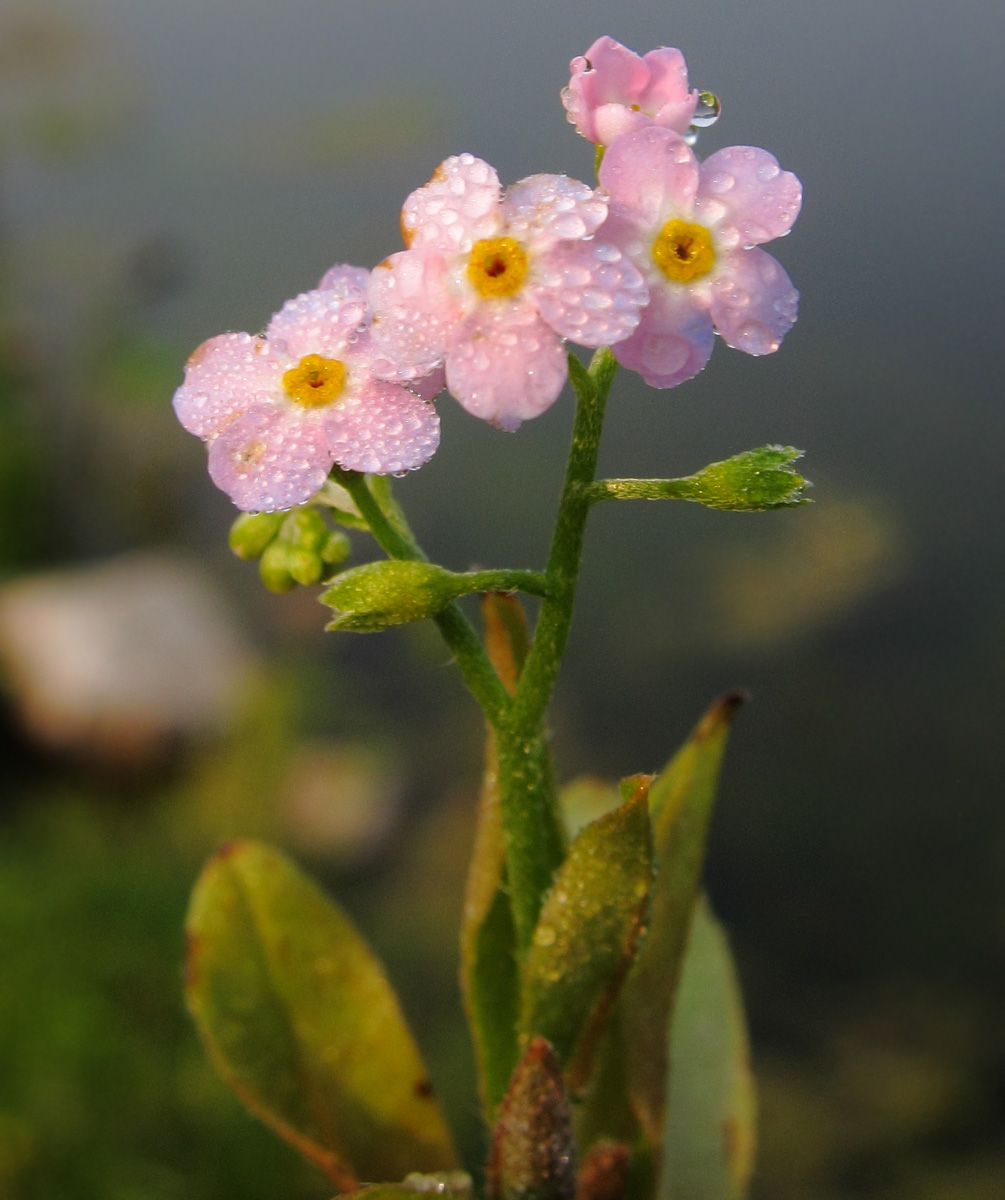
(184, 840, 458, 1188)
(621, 694, 743, 1146)
(487, 1037, 576, 1200)
(518, 778, 653, 1085)
(660, 899, 756, 1200)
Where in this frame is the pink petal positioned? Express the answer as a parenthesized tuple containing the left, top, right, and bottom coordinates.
(368, 248, 461, 374)
(445, 302, 567, 430)
(577, 36, 650, 104)
(316, 263, 371, 297)
(639, 46, 696, 112)
(173, 332, 281, 439)
(531, 238, 647, 348)
(613, 286, 714, 389)
(207, 405, 332, 512)
(406, 366, 446, 403)
(325, 380, 439, 475)
(599, 126, 699, 231)
(709, 247, 799, 355)
(266, 287, 365, 361)
(696, 146, 802, 250)
(502, 174, 608, 251)
(401, 154, 502, 253)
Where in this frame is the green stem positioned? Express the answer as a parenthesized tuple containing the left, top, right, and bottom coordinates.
(580, 478, 698, 503)
(332, 469, 511, 728)
(458, 570, 549, 597)
(495, 348, 619, 953)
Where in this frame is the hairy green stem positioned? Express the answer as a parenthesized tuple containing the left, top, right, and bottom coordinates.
(580, 478, 698, 503)
(332, 468, 511, 728)
(495, 349, 619, 954)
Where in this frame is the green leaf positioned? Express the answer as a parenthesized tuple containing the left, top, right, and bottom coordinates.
(184, 840, 458, 1189)
(621, 694, 743, 1146)
(486, 1038, 576, 1200)
(671, 445, 810, 511)
(660, 899, 756, 1200)
(519, 779, 653, 1085)
(460, 594, 529, 1117)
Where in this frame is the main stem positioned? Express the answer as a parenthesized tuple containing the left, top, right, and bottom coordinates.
(496, 349, 617, 953)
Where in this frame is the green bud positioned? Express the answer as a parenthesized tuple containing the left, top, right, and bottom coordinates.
(228, 511, 286, 560)
(320, 529, 351, 567)
(678, 445, 810, 511)
(258, 540, 297, 593)
(321, 560, 465, 632)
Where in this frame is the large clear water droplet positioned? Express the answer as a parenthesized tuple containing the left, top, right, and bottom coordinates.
(692, 90, 722, 127)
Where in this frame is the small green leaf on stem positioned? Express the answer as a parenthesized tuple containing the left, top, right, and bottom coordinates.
(185, 840, 458, 1189)
(660, 899, 756, 1200)
(519, 780, 653, 1086)
(487, 1037, 577, 1200)
(621, 694, 743, 1147)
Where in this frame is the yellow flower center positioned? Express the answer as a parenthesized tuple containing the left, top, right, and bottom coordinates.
(651, 219, 716, 284)
(282, 354, 347, 407)
(466, 237, 529, 299)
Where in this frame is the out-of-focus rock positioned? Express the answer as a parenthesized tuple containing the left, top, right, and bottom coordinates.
(0, 553, 258, 766)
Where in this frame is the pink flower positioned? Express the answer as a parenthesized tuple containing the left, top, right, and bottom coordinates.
(562, 36, 701, 147)
(596, 126, 802, 389)
(368, 153, 648, 430)
(173, 267, 441, 512)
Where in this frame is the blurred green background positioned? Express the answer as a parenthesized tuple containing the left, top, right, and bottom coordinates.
(1, 1, 1003, 1198)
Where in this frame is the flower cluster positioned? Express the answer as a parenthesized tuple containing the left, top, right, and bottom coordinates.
(174, 37, 801, 513)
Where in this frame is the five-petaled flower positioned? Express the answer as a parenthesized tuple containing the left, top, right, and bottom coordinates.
(173, 265, 441, 512)
(562, 36, 701, 147)
(367, 153, 648, 430)
(595, 126, 802, 389)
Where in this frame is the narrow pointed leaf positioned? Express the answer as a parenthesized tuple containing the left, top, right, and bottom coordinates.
(621, 694, 743, 1146)
(185, 840, 458, 1188)
(487, 1037, 577, 1200)
(660, 899, 756, 1200)
(342, 1174, 473, 1200)
(519, 780, 653, 1083)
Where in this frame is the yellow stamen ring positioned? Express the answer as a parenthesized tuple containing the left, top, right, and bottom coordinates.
(466, 237, 529, 299)
(282, 354, 347, 408)
(652, 219, 716, 284)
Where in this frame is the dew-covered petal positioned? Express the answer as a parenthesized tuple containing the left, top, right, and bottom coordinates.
(709, 247, 799, 355)
(368, 248, 460, 374)
(599, 126, 699, 231)
(502, 174, 609, 251)
(316, 263, 371, 298)
(173, 332, 281, 439)
(401, 154, 502, 253)
(562, 36, 650, 142)
(612, 286, 714, 389)
(695, 146, 802, 250)
(637, 47, 699, 136)
(325, 380, 440, 475)
(406, 365, 446, 403)
(266, 287, 366, 361)
(531, 238, 647, 348)
(207, 405, 332, 512)
(445, 303, 567, 430)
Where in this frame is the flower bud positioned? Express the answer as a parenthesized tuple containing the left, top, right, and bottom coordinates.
(228, 511, 286, 560)
(321, 561, 466, 632)
(680, 445, 810, 511)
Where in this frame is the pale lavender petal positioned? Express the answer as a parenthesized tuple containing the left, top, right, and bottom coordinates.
(445, 302, 567, 430)
(502, 174, 608, 251)
(173, 332, 281, 439)
(207, 405, 332, 512)
(695, 146, 802, 250)
(531, 238, 647, 348)
(599, 126, 699, 231)
(613, 286, 714, 389)
(401, 154, 502, 253)
(368, 248, 460, 374)
(562, 37, 650, 142)
(709, 247, 799, 355)
(325, 381, 439, 475)
(267, 287, 365, 360)
(406, 366, 446, 403)
(316, 263, 371, 297)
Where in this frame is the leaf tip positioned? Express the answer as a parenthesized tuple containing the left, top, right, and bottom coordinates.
(695, 691, 746, 742)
